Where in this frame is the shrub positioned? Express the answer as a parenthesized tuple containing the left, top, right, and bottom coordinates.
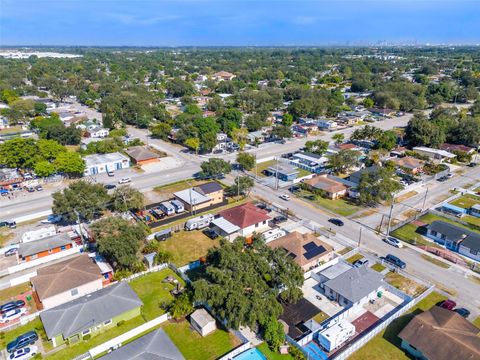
(117, 320, 125, 327)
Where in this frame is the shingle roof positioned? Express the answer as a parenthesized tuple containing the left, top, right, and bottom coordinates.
(18, 233, 72, 258)
(440, 143, 474, 154)
(324, 266, 384, 303)
(398, 306, 480, 360)
(125, 146, 160, 161)
(174, 188, 211, 205)
(429, 221, 480, 251)
(100, 329, 185, 360)
(194, 182, 223, 195)
(190, 308, 215, 328)
(31, 254, 103, 301)
(40, 282, 142, 339)
(218, 202, 270, 229)
(267, 232, 333, 267)
(392, 156, 425, 170)
(304, 175, 347, 194)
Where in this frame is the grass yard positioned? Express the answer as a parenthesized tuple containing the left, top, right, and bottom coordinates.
(296, 168, 311, 178)
(257, 343, 294, 360)
(163, 320, 241, 360)
(153, 179, 208, 197)
(385, 272, 427, 297)
(346, 253, 364, 264)
(255, 160, 277, 177)
(157, 230, 220, 266)
(394, 191, 418, 204)
(1, 317, 52, 353)
(0, 229, 15, 247)
(420, 254, 450, 269)
(312, 311, 329, 323)
(129, 268, 185, 320)
(473, 316, 480, 328)
(371, 263, 386, 272)
(449, 193, 480, 209)
(0, 282, 31, 303)
(297, 189, 361, 217)
(338, 247, 353, 255)
(462, 214, 480, 228)
(348, 291, 446, 360)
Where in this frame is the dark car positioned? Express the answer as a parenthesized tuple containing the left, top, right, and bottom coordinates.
(203, 228, 219, 240)
(0, 300, 26, 314)
(440, 299, 456, 311)
(384, 254, 406, 269)
(0, 220, 16, 229)
(104, 184, 116, 190)
(35, 185, 43, 191)
(256, 203, 268, 210)
(454, 307, 470, 318)
(4, 248, 18, 257)
(272, 215, 288, 225)
(6, 331, 38, 353)
(467, 162, 477, 167)
(328, 218, 344, 226)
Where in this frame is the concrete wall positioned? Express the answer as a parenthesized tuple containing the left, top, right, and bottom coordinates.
(239, 221, 269, 237)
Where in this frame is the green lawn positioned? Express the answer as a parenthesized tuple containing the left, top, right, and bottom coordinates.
(348, 291, 447, 360)
(297, 189, 361, 217)
(420, 254, 450, 269)
(296, 168, 312, 178)
(157, 230, 220, 266)
(256, 160, 277, 177)
(163, 320, 240, 360)
(371, 263, 386, 272)
(1, 317, 52, 353)
(346, 253, 364, 264)
(449, 194, 480, 209)
(129, 268, 185, 320)
(257, 343, 294, 360)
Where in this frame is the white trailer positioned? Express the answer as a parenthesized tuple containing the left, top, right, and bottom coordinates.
(262, 228, 287, 243)
(159, 202, 175, 216)
(318, 320, 355, 352)
(21, 225, 57, 243)
(185, 214, 215, 231)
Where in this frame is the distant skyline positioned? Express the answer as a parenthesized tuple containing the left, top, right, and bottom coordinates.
(1, 0, 480, 46)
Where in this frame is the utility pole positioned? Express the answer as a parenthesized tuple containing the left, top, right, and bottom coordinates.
(358, 227, 362, 248)
(275, 156, 279, 190)
(254, 153, 258, 180)
(386, 196, 395, 237)
(420, 187, 429, 213)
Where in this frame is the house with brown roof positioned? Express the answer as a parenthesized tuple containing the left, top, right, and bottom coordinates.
(267, 232, 334, 271)
(218, 202, 270, 237)
(212, 71, 236, 81)
(125, 146, 161, 165)
(31, 254, 103, 309)
(440, 143, 476, 155)
(392, 156, 425, 174)
(398, 305, 480, 360)
(303, 174, 357, 199)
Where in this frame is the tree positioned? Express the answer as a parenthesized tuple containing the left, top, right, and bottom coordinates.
(357, 167, 404, 206)
(0, 138, 39, 169)
(34, 161, 56, 177)
(184, 137, 200, 154)
(363, 97, 374, 108)
(236, 152, 255, 170)
(112, 185, 145, 212)
(54, 152, 85, 176)
(166, 78, 195, 97)
(327, 150, 361, 174)
(263, 317, 285, 352)
(150, 123, 172, 140)
(282, 113, 294, 127)
(227, 176, 255, 196)
(192, 237, 303, 329)
(376, 130, 397, 151)
(231, 128, 248, 150)
(200, 158, 232, 178)
(332, 133, 344, 146)
(52, 180, 110, 221)
(37, 139, 66, 161)
(405, 113, 445, 147)
(169, 292, 194, 320)
(304, 140, 328, 156)
(91, 217, 147, 270)
(450, 117, 480, 147)
(271, 125, 292, 139)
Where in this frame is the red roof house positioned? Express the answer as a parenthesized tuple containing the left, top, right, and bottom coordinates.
(218, 203, 271, 237)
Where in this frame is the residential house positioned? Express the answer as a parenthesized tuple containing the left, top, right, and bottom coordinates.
(18, 233, 74, 262)
(31, 254, 103, 309)
(322, 266, 384, 307)
(390, 146, 408, 157)
(212, 133, 231, 152)
(313, 261, 353, 285)
(218, 202, 271, 237)
(317, 119, 338, 130)
(348, 166, 378, 185)
(335, 143, 362, 152)
(267, 232, 334, 271)
(303, 174, 357, 199)
(212, 71, 236, 81)
(392, 156, 425, 175)
(265, 164, 300, 181)
(174, 182, 224, 212)
(209, 217, 241, 241)
(83, 152, 130, 176)
(470, 204, 480, 218)
(412, 146, 456, 162)
(398, 306, 480, 360)
(40, 282, 142, 347)
(190, 308, 217, 336)
(368, 108, 396, 117)
(291, 125, 309, 136)
(426, 220, 480, 262)
(440, 143, 476, 155)
(125, 146, 161, 165)
(290, 152, 328, 174)
(100, 329, 185, 360)
(0, 168, 23, 189)
(247, 130, 266, 145)
(85, 126, 109, 138)
(194, 182, 224, 205)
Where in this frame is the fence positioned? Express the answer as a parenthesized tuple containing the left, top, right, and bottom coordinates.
(0, 271, 38, 290)
(1, 309, 42, 332)
(121, 263, 168, 282)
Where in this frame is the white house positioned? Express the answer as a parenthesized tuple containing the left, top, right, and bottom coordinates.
(85, 126, 109, 138)
(83, 152, 130, 176)
(218, 202, 271, 238)
(318, 320, 356, 352)
(190, 308, 217, 336)
(317, 119, 338, 130)
(412, 146, 456, 162)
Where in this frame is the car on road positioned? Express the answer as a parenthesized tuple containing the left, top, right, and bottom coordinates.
(35, 185, 43, 191)
(104, 184, 116, 190)
(0, 308, 27, 323)
(467, 162, 477, 167)
(383, 236, 404, 248)
(25, 186, 35, 193)
(7, 331, 38, 353)
(118, 177, 132, 184)
(328, 218, 344, 226)
(1, 300, 26, 314)
(4, 248, 18, 257)
(271, 215, 288, 225)
(0, 220, 16, 229)
(454, 307, 470, 318)
(440, 299, 456, 310)
(279, 194, 291, 201)
(353, 258, 369, 267)
(383, 254, 406, 269)
(446, 173, 453, 179)
(437, 176, 448, 182)
(9, 345, 38, 360)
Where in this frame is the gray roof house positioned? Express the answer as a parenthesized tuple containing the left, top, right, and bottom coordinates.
(100, 329, 185, 360)
(40, 282, 143, 347)
(323, 266, 384, 306)
(18, 233, 73, 261)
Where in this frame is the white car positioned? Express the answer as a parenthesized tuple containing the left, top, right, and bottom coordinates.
(9, 345, 38, 360)
(279, 194, 290, 201)
(383, 236, 404, 248)
(0, 307, 27, 323)
(118, 177, 132, 184)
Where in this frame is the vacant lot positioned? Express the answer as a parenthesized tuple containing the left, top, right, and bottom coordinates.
(157, 230, 220, 266)
(298, 189, 361, 216)
(153, 179, 208, 198)
(450, 193, 480, 209)
(385, 272, 427, 297)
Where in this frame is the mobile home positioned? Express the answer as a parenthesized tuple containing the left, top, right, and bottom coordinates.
(318, 320, 355, 352)
(185, 214, 215, 231)
(159, 202, 175, 216)
(170, 200, 185, 214)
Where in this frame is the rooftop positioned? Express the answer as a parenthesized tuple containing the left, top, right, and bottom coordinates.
(195, 181, 223, 195)
(174, 188, 211, 205)
(190, 308, 215, 328)
(304, 175, 348, 193)
(124, 146, 160, 161)
(83, 152, 130, 167)
(18, 233, 73, 258)
(318, 262, 353, 281)
(218, 202, 271, 229)
(392, 156, 425, 170)
(429, 220, 480, 251)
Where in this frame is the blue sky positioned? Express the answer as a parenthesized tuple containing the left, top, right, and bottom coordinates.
(1, 0, 479, 46)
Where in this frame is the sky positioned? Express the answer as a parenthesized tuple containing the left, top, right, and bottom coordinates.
(1, 0, 479, 46)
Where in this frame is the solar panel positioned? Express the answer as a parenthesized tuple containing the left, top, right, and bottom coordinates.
(303, 242, 317, 252)
(304, 246, 326, 260)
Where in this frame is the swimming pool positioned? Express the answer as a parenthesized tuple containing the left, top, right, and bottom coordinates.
(234, 348, 267, 360)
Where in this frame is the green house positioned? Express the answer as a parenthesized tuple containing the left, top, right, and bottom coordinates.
(40, 282, 143, 347)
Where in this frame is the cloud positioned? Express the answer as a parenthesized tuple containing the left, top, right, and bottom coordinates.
(106, 13, 181, 25)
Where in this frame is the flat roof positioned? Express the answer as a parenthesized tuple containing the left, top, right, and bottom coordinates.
(318, 262, 353, 280)
(211, 217, 240, 234)
(83, 152, 130, 167)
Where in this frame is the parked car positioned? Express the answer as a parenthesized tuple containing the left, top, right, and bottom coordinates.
(256, 203, 268, 210)
(0, 308, 27, 323)
(40, 215, 61, 224)
(272, 215, 288, 225)
(35, 185, 43, 191)
(467, 162, 477, 167)
(454, 307, 470, 318)
(383, 254, 406, 269)
(107, 170, 115, 177)
(437, 176, 448, 182)
(9, 345, 38, 360)
(203, 228, 219, 240)
(440, 299, 457, 311)
(104, 184, 116, 190)
(5, 248, 18, 257)
(1, 300, 26, 314)
(25, 187, 35, 193)
(118, 177, 132, 184)
(279, 194, 291, 201)
(446, 173, 453, 179)
(7, 331, 38, 353)
(328, 218, 344, 226)
(0, 220, 16, 229)
(383, 236, 404, 248)
(353, 258, 369, 267)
